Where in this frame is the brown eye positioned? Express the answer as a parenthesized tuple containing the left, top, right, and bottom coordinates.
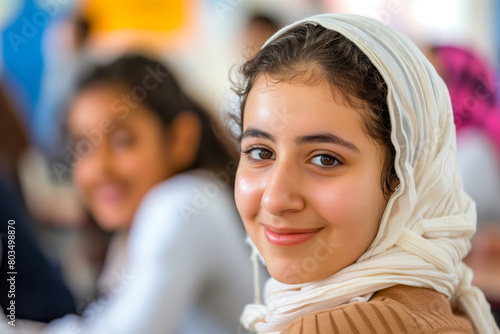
(321, 156, 335, 165)
(259, 150, 273, 159)
(248, 148, 275, 160)
(310, 154, 340, 167)
(111, 130, 133, 150)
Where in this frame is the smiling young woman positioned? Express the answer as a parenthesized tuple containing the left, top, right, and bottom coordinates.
(236, 78, 387, 284)
(233, 13, 499, 334)
(68, 85, 178, 230)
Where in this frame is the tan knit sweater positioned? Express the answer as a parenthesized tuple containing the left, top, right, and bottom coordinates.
(280, 285, 473, 333)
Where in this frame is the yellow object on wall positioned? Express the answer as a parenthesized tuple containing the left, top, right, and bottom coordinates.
(84, 0, 185, 32)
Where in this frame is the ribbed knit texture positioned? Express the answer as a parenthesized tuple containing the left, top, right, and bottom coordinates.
(281, 285, 473, 334)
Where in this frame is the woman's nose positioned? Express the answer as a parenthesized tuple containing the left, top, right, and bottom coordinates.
(261, 161, 305, 216)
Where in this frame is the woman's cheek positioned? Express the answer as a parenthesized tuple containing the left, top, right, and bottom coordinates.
(118, 154, 143, 180)
(312, 178, 352, 210)
(313, 177, 369, 229)
(72, 161, 93, 202)
(235, 171, 258, 218)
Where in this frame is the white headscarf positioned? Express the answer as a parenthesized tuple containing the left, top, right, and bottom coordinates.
(240, 13, 500, 334)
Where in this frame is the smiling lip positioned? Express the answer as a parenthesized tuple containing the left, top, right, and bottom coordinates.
(94, 185, 126, 206)
(263, 225, 322, 246)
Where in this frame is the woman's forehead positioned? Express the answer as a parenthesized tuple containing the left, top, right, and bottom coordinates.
(244, 77, 374, 147)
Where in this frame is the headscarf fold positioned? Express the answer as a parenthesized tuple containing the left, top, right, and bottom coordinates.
(240, 13, 499, 334)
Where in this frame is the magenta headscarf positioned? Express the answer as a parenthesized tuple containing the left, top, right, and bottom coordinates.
(435, 46, 500, 159)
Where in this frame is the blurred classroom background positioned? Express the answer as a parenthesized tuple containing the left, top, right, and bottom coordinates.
(1, 0, 499, 325)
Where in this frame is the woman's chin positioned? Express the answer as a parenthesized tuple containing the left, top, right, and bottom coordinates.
(266, 258, 324, 285)
(94, 211, 131, 231)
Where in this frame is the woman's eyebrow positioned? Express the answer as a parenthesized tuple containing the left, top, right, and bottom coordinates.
(294, 133, 360, 152)
(241, 128, 276, 143)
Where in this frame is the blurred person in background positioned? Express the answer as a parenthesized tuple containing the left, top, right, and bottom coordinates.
(12, 54, 254, 334)
(1, 1, 103, 304)
(242, 13, 281, 58)
(0, 84, 29, 181)
(427, 45, 500, 324)
(0, 84, 77, 322)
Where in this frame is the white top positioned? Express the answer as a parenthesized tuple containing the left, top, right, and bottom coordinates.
(39, 170, 255, 334)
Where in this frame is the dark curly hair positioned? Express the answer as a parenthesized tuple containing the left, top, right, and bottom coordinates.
(233, 24, 398, 196)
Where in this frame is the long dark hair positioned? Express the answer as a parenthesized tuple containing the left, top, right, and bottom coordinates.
(76, 54, 235, 175)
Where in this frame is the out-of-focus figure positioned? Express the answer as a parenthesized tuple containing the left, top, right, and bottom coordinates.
(242, 13, 280, 58)
(0, 84, 29, 180)
(428, 45, 500, 324)
(0, 84, 77, 323)
(15, 54, 254, 334)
